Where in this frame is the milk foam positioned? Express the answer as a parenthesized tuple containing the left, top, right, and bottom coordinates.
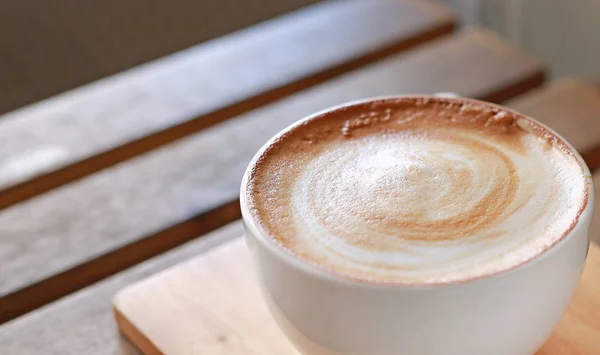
(246, 97, 589, 284)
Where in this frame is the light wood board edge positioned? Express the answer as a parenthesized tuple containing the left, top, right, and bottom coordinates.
(112, 240, 600, 355)
(115, 307, 163, 355)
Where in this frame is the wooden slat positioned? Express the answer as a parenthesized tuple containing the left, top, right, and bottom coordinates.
(0, 28, 545, 323)
(0, 222, 244, 355)
(506, 78, 600, 169)
(0, 0, 455, 211)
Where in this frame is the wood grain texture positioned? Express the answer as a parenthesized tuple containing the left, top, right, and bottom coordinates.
(114, 238, 297, 355)
(506, 78, 600, 162)
(0, 0, 455, 211)
(0, 222, 244, 355)
(0, 28, 545, 323)
(112, 238, 600, 355)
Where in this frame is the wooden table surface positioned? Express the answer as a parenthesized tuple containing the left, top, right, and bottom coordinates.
(1, 1, 600, 353)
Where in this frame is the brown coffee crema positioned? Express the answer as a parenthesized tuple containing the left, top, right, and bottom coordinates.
(246, 97, 589, 284)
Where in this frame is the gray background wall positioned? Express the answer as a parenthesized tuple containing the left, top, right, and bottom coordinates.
(0, 0, 320, 115)
(2, 0, 597, 115)
(443, 0, 600, 80)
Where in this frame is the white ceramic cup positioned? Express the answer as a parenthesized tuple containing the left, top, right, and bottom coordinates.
(240, 96, 594, 355)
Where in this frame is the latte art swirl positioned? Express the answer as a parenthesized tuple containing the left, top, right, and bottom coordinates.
(297, 133, 519, 244)
(247, 97, 589, 284)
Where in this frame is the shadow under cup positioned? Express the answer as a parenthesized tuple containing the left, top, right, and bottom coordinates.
(240, 95, 594, 355)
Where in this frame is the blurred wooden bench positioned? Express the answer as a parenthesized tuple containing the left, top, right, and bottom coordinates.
(0, 0, 454, 212)
(0, 27, 545, 324)
(2, 0, 600, 353)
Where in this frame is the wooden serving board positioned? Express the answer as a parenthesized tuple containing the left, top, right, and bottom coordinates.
(114, 238, 600, 354)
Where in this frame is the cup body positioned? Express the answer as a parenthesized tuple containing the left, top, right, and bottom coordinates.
(240, 96, 594, 355)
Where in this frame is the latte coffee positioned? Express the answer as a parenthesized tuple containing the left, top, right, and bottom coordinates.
(244, 96, 589, 285)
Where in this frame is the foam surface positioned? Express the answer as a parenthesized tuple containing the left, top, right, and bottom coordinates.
(246, 97, 589, 284)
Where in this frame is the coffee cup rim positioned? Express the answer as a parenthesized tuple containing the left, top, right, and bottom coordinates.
(240, 94, 594, 289)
